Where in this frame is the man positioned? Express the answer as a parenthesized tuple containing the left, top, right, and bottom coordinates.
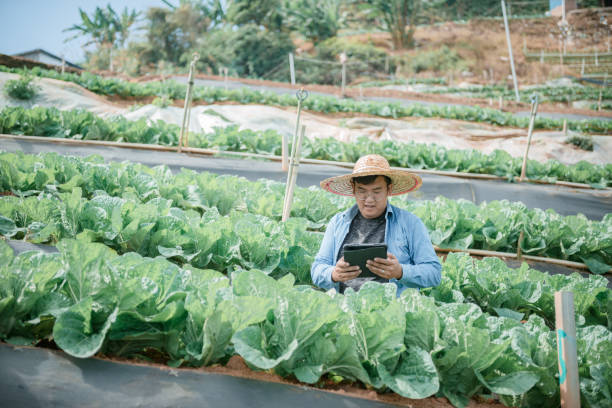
(311, 154, 441, 296)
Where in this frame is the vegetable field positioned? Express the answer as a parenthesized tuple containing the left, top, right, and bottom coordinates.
(2, 65, 612, 134)
(2, 106, 611, 187)
(1, 152, 610, 274)
(1, 239, 610, 407)
(1, 55, 611, 407)
(0, 149, 611, 407)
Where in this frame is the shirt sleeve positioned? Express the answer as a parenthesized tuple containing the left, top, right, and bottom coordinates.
(310, 214, 340, 291)
(398, 216, 442, 288)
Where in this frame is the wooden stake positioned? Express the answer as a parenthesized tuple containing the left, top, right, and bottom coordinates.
(284, 88, 308, 173)
(282, 125, 306, 222)
(288, 53, 296, 85)
(555, 291, 581, 408)
(178, 53, 199, 153)
(499, 95, 503, 110)
(563, 119, 568, 136)
(520, 95, 539, 182)
(501, 0, 520, 102)
(340, 52, 347, 98)
(599, 73, 607, 112)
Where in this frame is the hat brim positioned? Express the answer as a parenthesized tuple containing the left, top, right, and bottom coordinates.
(320, 169, 422, 196)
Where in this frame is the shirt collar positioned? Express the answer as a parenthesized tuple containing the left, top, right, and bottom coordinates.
(344, 201, 394, 220)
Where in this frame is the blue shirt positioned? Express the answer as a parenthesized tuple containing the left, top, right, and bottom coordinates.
(311, 202, 442, 296)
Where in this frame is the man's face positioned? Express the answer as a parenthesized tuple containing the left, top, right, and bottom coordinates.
(353, 176, 392, 219)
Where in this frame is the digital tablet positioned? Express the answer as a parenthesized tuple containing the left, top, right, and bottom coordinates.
(343, 243, 387, 279)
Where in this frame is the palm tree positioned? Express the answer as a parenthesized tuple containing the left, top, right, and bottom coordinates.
(64, 4, 139, 71)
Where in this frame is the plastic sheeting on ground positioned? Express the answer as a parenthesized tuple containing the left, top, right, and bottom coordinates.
(1, 71, 610, 166)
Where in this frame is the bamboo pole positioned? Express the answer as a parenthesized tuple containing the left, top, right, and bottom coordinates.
(283, 89, 309, 212)
(289, 53, 296, 86)
(282, 125, 306, 222)
(178, 53, 199, 153)
(1, 134, 609, 192)
(519, 94, 539, 182)
(599, 73, 607, 112)
(555, 291, 581, 408)
(501, 0, 520, 102)
(340, 52, 347, 98)
(283, 88, 308, 173)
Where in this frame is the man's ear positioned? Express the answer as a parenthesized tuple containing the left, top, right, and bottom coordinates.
(387, 184, 393, 196)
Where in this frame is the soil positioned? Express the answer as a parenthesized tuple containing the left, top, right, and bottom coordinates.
(94, 353, 503, 408)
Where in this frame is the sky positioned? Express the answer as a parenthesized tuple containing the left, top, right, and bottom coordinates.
(0, 0, 166, 64)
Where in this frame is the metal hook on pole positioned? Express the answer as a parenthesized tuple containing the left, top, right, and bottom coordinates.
(178, 52, 200, 153)
(282, 88, 309, 222)
(519, 94, 539, 182)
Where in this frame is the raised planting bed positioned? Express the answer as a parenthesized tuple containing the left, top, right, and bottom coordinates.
(1, 343, 453, 408)
(1, 239, 610, 408)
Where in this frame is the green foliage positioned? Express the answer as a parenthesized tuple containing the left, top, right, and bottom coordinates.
(1, 105, 610, 187)
(227, 24, 295, 78)
(226, 0, 284, 31)
(3, 74, 40, 101)
(151, 95, 174, 108)
(194, 24, 294, 78)
(1, 151, 610, 274)
(566, 134, 594, 152)
(358, 77, 448, 87)
(0, 239, 610, 406)
(363, 0, 420, 49)
(2, 65, 612, 134)
(64, 4, 139, 71)
(428, 253, 611, 329)
(282, 0, 345, 44)
(426, 83, 612, 106)
(138, 2, 221, 70)
(403, 45, 467, 74)
(300, 37, 392, 84)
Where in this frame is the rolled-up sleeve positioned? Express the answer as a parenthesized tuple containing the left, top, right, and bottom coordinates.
(398, 217, 441, 289)
(310, 214, 339, 291)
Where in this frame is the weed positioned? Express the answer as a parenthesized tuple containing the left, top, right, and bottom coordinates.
(3, 73, 40, 100)
(565, 134, 594, 151)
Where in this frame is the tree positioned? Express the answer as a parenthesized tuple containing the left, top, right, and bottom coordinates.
(139, 1, 223, 68)
(226, 0, 285, 31)
(115, 7, 139, 47)
(64, 4, 139, 71)
(363, 0, 421, 50)
(282, 0, 346, 44)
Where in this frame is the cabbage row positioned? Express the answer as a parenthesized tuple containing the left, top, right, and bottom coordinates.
(0, 239, 610, 407)
(1, 151, 611, 273)
(422, 84, 612, 105)
(1, 65, 611, 134)
(1, 106, 611, 187)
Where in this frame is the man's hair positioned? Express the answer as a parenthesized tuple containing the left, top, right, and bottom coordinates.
(351, 175, 392, 187)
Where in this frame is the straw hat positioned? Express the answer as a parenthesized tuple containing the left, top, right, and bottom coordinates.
(320, 154, 422, 196)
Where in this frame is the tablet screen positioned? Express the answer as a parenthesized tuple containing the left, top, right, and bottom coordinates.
(343, 243, 387, 279)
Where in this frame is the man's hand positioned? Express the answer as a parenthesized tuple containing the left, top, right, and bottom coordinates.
(367, 253, 402, 280)
(332, 257, 361, 282)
